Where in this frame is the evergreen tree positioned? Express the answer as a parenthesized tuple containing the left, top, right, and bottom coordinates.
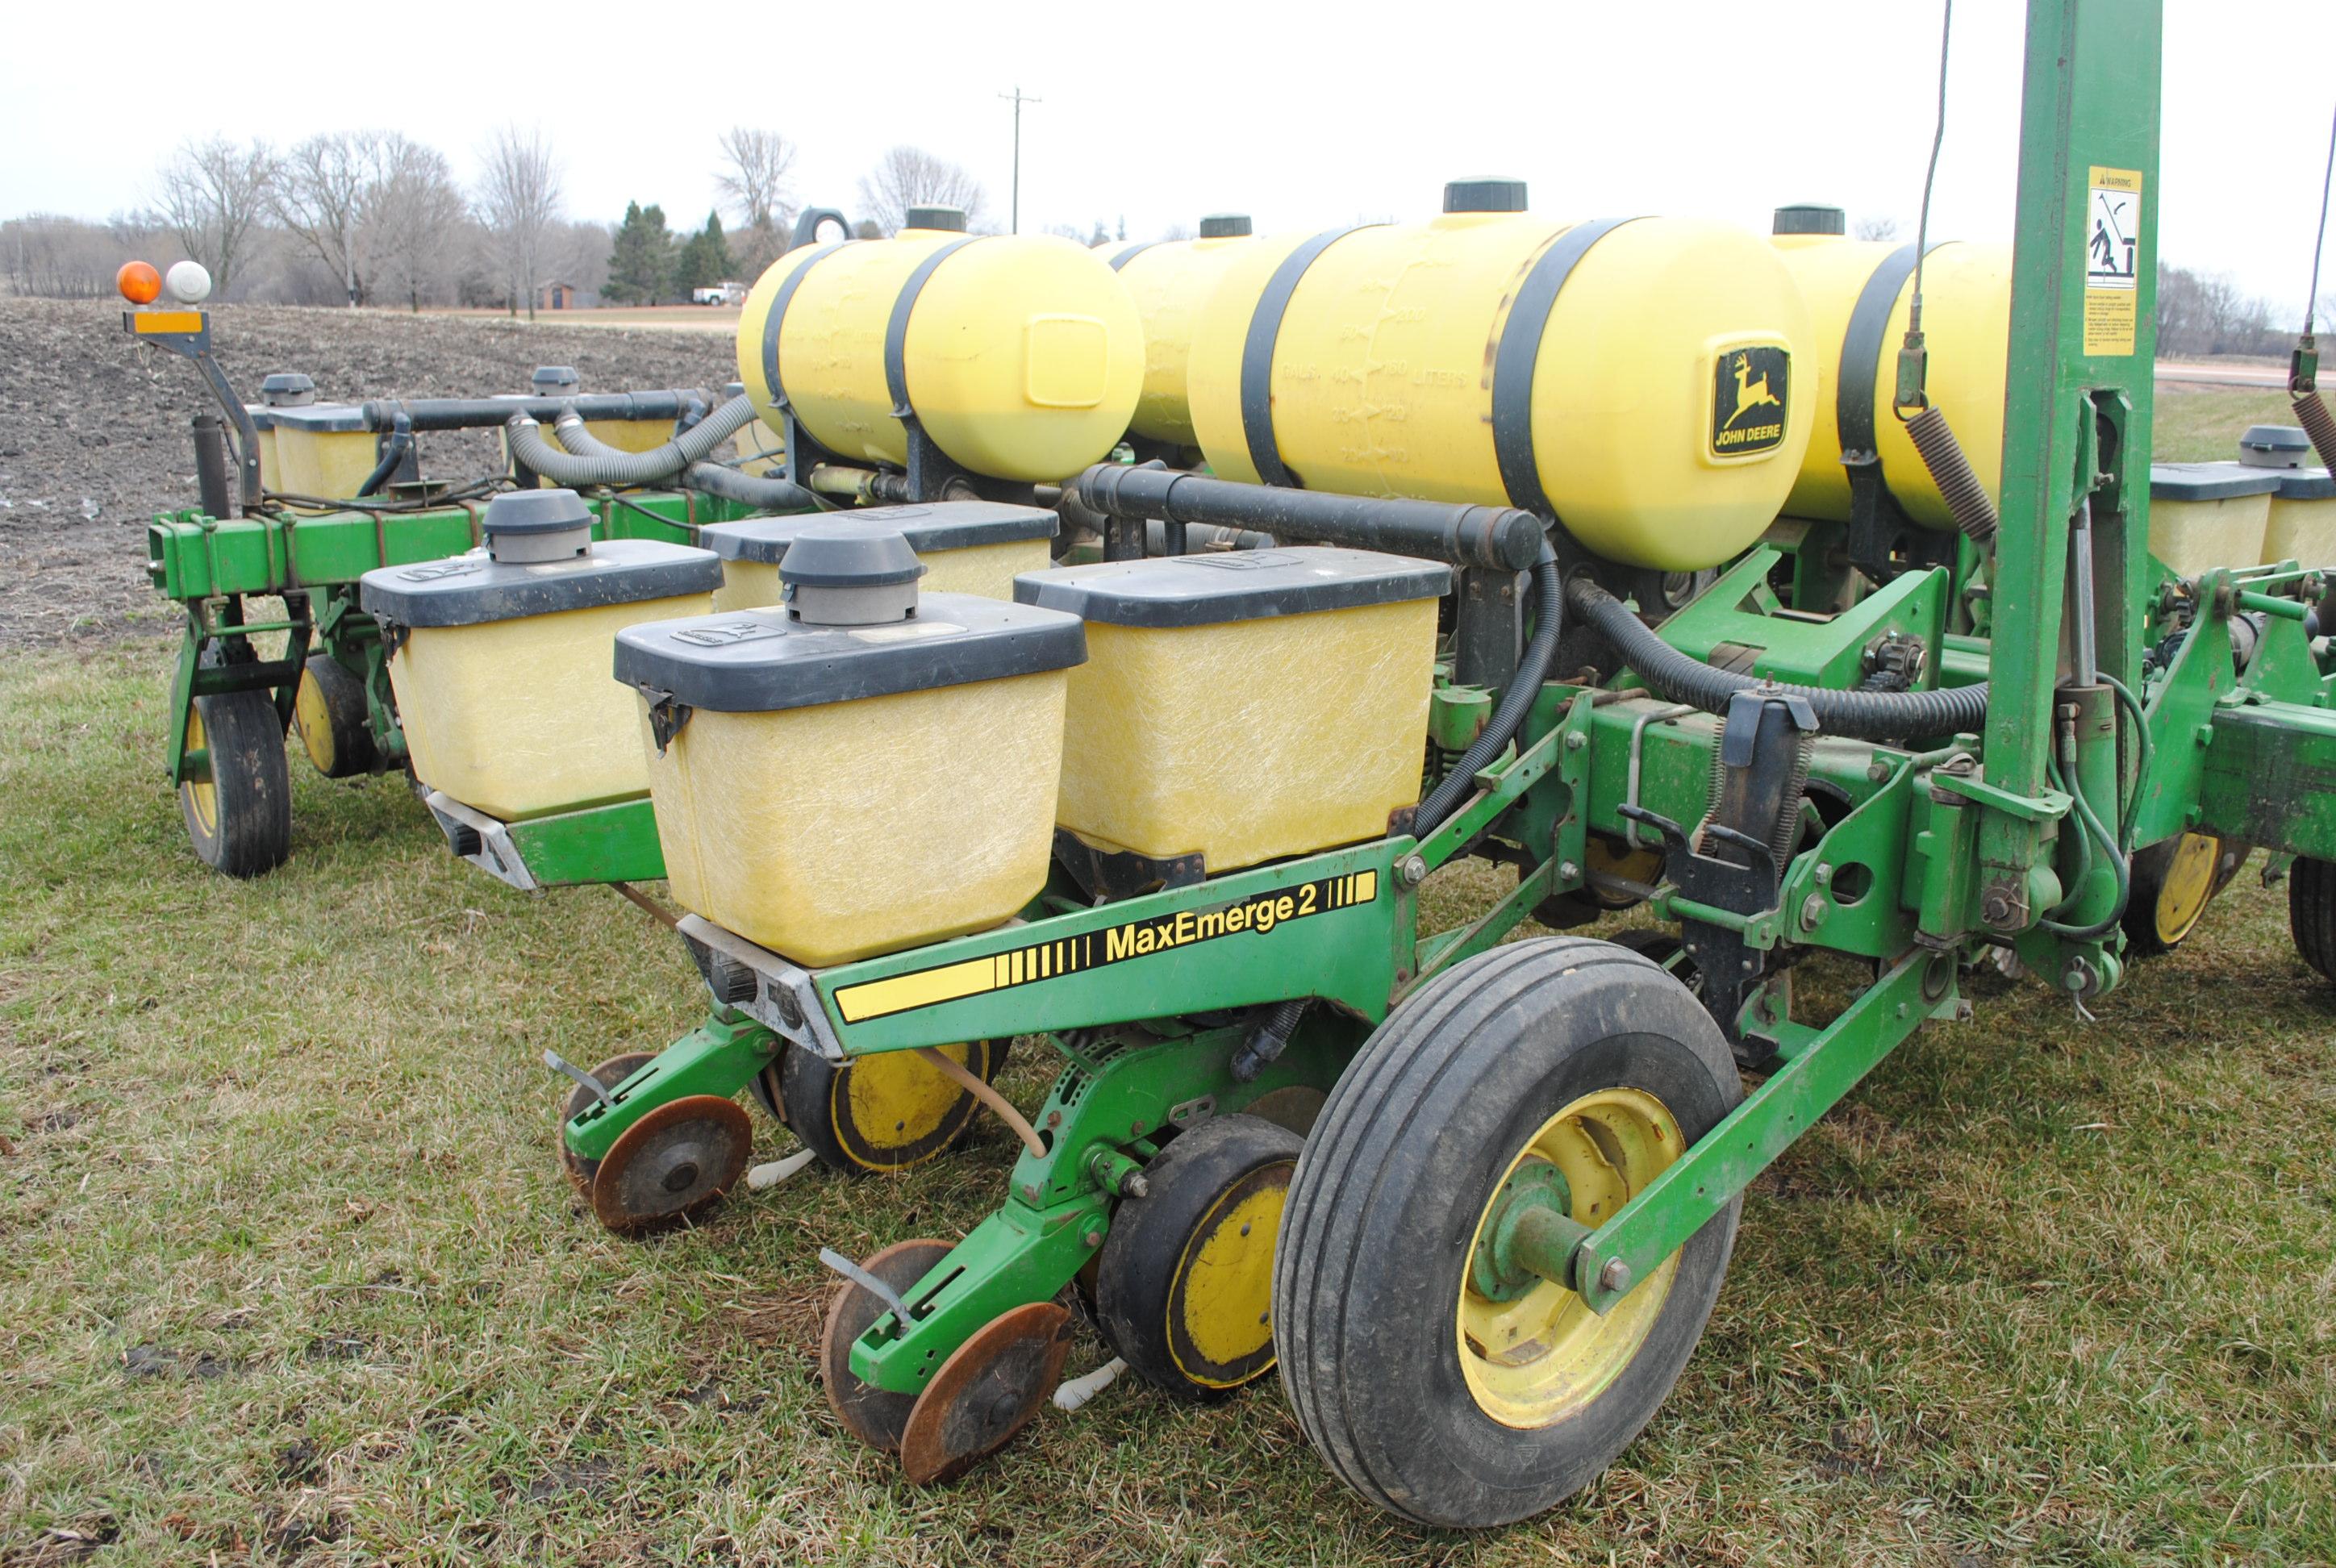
(605, 201, 677, 304)
(676, 211, 736, 294)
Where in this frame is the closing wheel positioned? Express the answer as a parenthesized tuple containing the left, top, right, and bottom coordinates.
(179, 687, 292, 878)
(1533, 837, 1663, 929)
(897, 1300, 1073, 1484)
(819, 1238, 954, 1454)
(779, 1039, 1006, 1175)
(588, 1095, 752, 1234)
(2125, 832, 2247, 957)
(292, 653, 378, 778)
(558, 1050, 654, 1194)
(2293, 857, 2336, 986)
(1274, 937, 1742, 1529)
(1095, 1113, 1303, 1402)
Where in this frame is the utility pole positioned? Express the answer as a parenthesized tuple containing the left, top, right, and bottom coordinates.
(999, 85, 1042, 234)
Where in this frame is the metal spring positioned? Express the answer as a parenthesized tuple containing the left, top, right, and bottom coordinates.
(2292, 389, 2336, 473)
(1903, 403, 2000, 546)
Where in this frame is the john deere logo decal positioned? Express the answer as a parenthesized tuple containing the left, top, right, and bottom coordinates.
(1711, 347, 1790, 457)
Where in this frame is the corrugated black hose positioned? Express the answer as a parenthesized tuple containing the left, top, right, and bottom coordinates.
(1567, 576, 1990, 743)
(1231, 542, 1564, 1083)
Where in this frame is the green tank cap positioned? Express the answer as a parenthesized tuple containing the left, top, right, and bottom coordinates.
(903, 206, 968, 232)
(1772, 204, 1846, 236)
(1444, 178, 1528, 214)
(530, 365, 582, 394)
(1199, 214, 1253, 238)
(259, 372, 316, 407)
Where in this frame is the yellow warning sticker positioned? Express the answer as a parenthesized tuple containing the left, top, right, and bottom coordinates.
(2084, 166, 2142, 356)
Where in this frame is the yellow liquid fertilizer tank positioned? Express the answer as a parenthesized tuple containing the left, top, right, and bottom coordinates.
(1016, 547, 1449, 873)
(1768, 203, 2012, 531)
(1107, 215, 1255, 448)
(735, 209, 1143, 484)
(615, 525, 1087, 968)
(1183, 180, 1815, 573)
(358, 490, 722, 821)
(699, 500, 1056, 612)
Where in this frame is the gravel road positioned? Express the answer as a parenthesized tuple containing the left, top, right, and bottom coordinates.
(0, 298, 737, 650)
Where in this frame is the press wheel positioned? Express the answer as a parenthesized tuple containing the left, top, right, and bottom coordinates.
(2293, 856, 2336, 986)
(2125, 831, 2246, 957)
(588, 1095, 752, 1234)
(779, 1039, 1005, 1175)
(179, 686, 291, 878)
(558, 1050, 654, 1194)
(292, 653, 378, 778)
(897, 1301, 1073, 1484)
(1095, 1113, 1302, 1401)
(820, 1238, 953, 1454)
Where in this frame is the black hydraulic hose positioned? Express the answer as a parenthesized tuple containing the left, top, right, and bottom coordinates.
(505, 395, 757, 488)
(1419, 544, 1563, 835)
(363, 390, 724, 433)
(550, 407, 820, 512)
(1568, 576, 1990, 742)
(357, 413, 412, 498)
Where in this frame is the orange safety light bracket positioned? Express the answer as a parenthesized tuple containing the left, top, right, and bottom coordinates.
(122, 305, 262, 512)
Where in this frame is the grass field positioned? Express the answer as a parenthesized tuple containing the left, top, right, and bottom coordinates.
(2, 387, 2332, 1566)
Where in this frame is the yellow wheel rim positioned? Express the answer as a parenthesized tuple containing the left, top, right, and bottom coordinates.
(1585, 836, 1664, 908)
(1457, 1087, 1681, 1428)
(836, 1042, 975, 1164)
(1166, 1169, 1290, 1388)
(181, 706, 218, 835)
(293, 666, 336, 774)
(2153, 832, 2221, 948)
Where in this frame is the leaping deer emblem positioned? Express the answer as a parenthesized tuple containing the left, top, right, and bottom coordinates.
(1724, 352, 1781, 427)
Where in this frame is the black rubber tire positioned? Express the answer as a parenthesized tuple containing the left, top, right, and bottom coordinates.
(1095, 1113, 1304, 1403)
(293, 653, 378, 778)
(1274, 937, 1743, 1529)
(2292, 857, 2336, 986)
(179, 686, 292, 878)
(779, 1039, 1006, 1176)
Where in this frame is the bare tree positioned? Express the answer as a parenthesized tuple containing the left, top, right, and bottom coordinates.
(476, 124, 564, 320)
(152, 137, 276, 294)
(715, 127, 797, 272)
(369, 138, 467, 311)
(856, 146, 987, 237)
(1851, 215, 1901, 242)
(270, 131, 384, 305)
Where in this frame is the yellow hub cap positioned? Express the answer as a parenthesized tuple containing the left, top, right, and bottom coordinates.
(838, 1043, 973, 1159)
(1167, 1174, 1289, 1388)
(1457, 1086, 1681, 1428)
(181, 706, 218, 835)
(293, 666, 336, 774)
(2153, 832, 2221, 947)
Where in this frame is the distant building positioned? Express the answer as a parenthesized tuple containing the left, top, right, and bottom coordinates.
(538, 280, 598, 311)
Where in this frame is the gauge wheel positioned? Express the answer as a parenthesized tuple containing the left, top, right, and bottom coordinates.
(1274, 937, 1742, 1528)
(779, 1039, 1007, 1175)
(179, 686, 291, 878)
(2292, 856, 2336, 986)
(2125, 831, 2246, 957)
(293, 653, 379, 778)
(1095, 1113, 1303, 1402)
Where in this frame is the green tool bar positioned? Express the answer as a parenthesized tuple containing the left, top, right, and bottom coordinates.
(1570, 951, 1945, 1315)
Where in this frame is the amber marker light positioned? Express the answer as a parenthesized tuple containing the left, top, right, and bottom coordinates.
(117, 261, 162, 304)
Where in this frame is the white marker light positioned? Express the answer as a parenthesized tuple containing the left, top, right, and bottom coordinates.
(165, 261, 213, 305)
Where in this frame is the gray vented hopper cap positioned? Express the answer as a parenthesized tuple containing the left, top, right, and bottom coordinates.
(483, 486, 594, 563)
(903, 206, 968, 233)
(260, 372, 317, 407)
(1199, 214, 1253, 238)
(530, 365, 582, 394)
(1445, 177, 1528, 214)
(2238, 423, 2313, 469)
(1773, 203, 1846, 236)
(780, 524, 927, 626)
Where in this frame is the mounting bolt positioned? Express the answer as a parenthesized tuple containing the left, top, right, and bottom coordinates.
(1813, 862, 1833, 886)
(1799, 893, 1828, 932)
(1082, 1226, 1104, 1249)
(1563, 730, 1588, 751)
(1979, 888, 2020, 930)
(1397, 854, 1429, 888)
(1596, 1257, 1632, 1295)
(1558, 861, 1581, 882)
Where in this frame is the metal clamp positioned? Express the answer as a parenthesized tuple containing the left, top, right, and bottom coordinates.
(644, 691, 694, 754)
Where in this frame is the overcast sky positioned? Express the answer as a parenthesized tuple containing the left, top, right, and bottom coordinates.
(5, 0, 2330, 314)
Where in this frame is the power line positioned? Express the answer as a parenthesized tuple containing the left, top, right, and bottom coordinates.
(999, 86, 1042, 235)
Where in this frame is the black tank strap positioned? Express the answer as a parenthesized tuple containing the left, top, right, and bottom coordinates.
(1488, 217, 1641, 519)
(885, 236, 984, 419)
(1239, 225, 1380, 488)
(1108, 241, 1160, 272)
(757, 242, 849, 412)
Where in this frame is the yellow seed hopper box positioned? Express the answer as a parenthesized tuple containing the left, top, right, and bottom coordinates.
(1016, 548, 1451, 873)
(699, 500, 1056, 613)
(615, 525, 1087, 967)
(270, 403, 381, 499)
(361, 490, 722, 821)
(2147, 463, 2279, 578)
(2238, 424, 2336, 566)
